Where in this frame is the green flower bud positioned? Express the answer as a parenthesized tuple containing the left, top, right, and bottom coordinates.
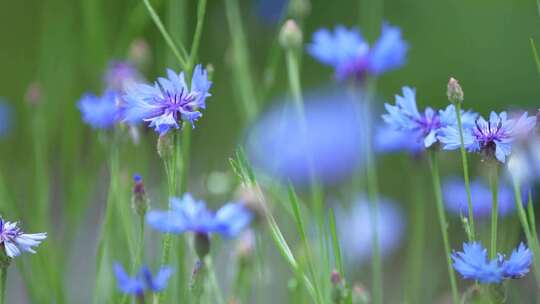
(279, 20, 303, 50)
(447, 77, 464, 104)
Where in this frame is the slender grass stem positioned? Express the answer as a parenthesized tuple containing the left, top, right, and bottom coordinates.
(207, 257, 225, 304)
(188, 0, 207, 70)
(0, 267, 6, 304)
(142, 0, 188, 69)
(489, 164, 499, 259)
(455, 103, 476, 240)
(427, 150, 459, 304)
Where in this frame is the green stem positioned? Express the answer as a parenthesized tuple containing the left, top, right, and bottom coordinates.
(135, 216, 145, 268)
(428, 150, 459, 304)
(188, 0, 208, 70)
(455, 103, 476, 240)
(142, 0, 188, 69)
(0, 267, 7, 304)
(206, 257, 225, 304)
(489, 164, 499, 259)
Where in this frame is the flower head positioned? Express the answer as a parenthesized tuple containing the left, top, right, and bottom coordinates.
(335, 195, 405, 264)
(0, 218, 47, 258)
(382, 86, 477, 148)
(113, 263, 172, 296)
(452, 242, 533, 284)
(78, 90, 120, 129)
(123, 65, 212, 135)
(439, 112, 537, 163)
(104, 60, 144, 92)
(307, 24, 407, 80)
(146, 193, 252, 238)
(443, 177, 526, 218)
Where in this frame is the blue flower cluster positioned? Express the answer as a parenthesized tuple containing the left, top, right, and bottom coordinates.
(308, 24, 408, 80)
(113, 263, 172, 296)
(452, 242, 532, 284)
(146, 193, 253, 238)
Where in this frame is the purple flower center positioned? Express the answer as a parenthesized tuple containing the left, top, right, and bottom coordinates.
(0, 221, 20, 244)
(417, 114, 441, 135)
(473, 118, 506, 152)
(162, 89, 197, 118)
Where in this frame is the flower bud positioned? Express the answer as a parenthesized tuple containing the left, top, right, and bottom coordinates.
(236, 186, 267, 223)
(288, 0, 311, 20)
(279, 20, 303, 50)
(129, 38, 150, 68)
(352, 283, 370, 304)
(25, 82, 42, 106)
(236, 229, 255, 261)
(157, 134, 174, 160)
(194, 232, 211, 259)
(331, 270, 346, 304)
(447, 77, 464, 104)
(131, 174, 150, 216)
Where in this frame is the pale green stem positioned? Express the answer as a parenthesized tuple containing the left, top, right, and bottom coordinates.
(428, 150, 459, 304)
(455, 102, 476, 240)
(188, 0, 207, 70)
(489, 164, 499, 259)
(207, 257, 225, 304)
(0, 267, 6, 304)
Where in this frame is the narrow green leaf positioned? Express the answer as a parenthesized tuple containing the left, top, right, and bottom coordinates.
(329, 208, 344, 276)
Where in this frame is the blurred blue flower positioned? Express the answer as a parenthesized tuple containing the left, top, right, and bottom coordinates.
(374, 125, 424, 154)
(78, 90, 120, 129)
(307, 24, 407, 80)
(0, 99, 14, 137)
(502, 243, 532, 279)
(113, 263, 172, 296)
(246, 88, 364, 186)
(104, 60, 144, 92)
(146, 193, 252, 238)
(439, 112, 536, 163)
(335, 195, 405, 264)
(254, 0, 288, 24)
(123, 65, 212, 135)
(442, 177, 526, 218)
(382, 86, 477, 149)
(452, 242, 504, 284)
(452, 242, 532, 284)
(0, 218, 47, 258)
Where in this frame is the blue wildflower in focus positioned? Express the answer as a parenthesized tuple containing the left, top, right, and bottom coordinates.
(123, 65, 212, 135)
(502, 243, 533, 279)
(113, 263, 172, 296)
(104, 60, 144, 92)
(452, 242, 532, 284)
(443, 177, 527, 218)
(0, 99, 13, 137)
(146, 193, 253, 238)
(439, 112, 537, 163)
(0, 218, 47, 258)
(335, 195, 405, 264)
(246, 88, 364, 186)
(78, 90, 120, 129)
(382, 86, 477, 148)
(307, 24, 408, 80)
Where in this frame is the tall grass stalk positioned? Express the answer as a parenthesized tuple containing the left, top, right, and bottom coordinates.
(489, 164, 499, 259)
(427, 150, 459, 304)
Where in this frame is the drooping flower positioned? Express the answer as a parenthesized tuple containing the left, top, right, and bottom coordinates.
(0, 218, 47, 258)
(335, 195, 405, 264)
(78, 90, 120, 129)
(113, 263, 172, 296)
(442, 177, 527, 218)
(439, 112, 537, 163)
(452, 242, 533, 284)
(123, 65, 212, 135)
(382, 86, 477, 148)
(246, 88, 364, 186)
(146, 193, 252, 238)
(307, 24, 408, 80)
(104, 60, 144, 92)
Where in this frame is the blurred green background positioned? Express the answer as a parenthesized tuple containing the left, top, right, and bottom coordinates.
(1, 0, 540, 303)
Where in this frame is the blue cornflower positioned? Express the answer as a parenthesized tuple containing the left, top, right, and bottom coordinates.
(443, 177, 527, 218)
(0, 218, 47, 258)
(78, 90, 120, 129)
(452, 242, 533, 284)
(439, 112, 537, 163)
(113, 263, 172, 296)
(246, 88, 364, 186)
(307, 24, 407, 80)
(502, 243, 532, 279)
(335, 195, 405, 264)
(382, 86, 477, 148)
(104, 60, 144, 92)
(146, 193, 253, 238)
(123, 65, 212, 135)
(374, 125, 424, 154)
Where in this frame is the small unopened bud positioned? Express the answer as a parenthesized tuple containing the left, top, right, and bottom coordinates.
(447, 77, 464, 104)
(194, 232, 211, 258)
(236, 186, 267, 222)
(331, 270, 346, 303)
(236, 230, 255, 260)
(331, 270, 342, 285)
(131, 174, 149, 216)
(129, 38, 150, 68)
(352, 283, 370, 304)
(288, 0, 311, 20)
(279, 20, 303, 50)
(25, 82, 42, 106)
(157, 134, 174, 160)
